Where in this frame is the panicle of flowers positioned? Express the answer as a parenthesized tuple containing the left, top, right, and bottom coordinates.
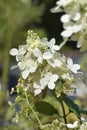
(40, 119, 65, 130)
(10, 30, 80, 96)
(51, 0, 87, 49)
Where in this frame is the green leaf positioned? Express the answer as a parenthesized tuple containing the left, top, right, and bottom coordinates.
(61, 93, 80, 118)
(35, 101, 58, 115)
(43, 96, 64, 116)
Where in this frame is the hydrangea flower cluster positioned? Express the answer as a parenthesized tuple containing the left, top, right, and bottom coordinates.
(51, 0, 87, 49)
(10, 30, 80, 96)
(9, 1, 87, 129)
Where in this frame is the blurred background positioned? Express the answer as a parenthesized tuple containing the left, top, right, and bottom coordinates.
(0, 0, 87, 130)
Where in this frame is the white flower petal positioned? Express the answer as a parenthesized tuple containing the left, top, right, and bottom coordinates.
(73, 121, 79, 127)
(67, 58, 73, 66)
(10, 65, 18, 70)
(67, 121, 79, 128)
(72, 64, 80, 73)
(34, 89, 42, 96)
(61, 29, 73, 37)
(43, 52, 53, 59)
(10, 48, 18, 56)
(50, 74, 58, 82)
(53, 45, 60, 50)
(51, 6, 62, 13)
(74, 64, 80, 70)
(33, 48, 42, 57)
(50, 38, 55, 46)
(72, 25, 82, 33)
(61, 14, 70, 23)
(19, 45, 26, 55)
(40, 78, 48, 87)
(29, 66, 37, 73)
(18, 62, 22, 67)
(22, 70, 29, 79)
(67, 123, 74, 128)
(81, 117, 87, 122)
(48, 82, 55, 90)
(16, 54, 24, 62)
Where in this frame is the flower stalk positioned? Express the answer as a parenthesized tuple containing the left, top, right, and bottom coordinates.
(25, 92, 42, 126)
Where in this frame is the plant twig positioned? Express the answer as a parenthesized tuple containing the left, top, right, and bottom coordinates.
(25, 92, 42, 126)
(60, 100, 68, 130)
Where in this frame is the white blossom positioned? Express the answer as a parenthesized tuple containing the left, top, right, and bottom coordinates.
(10, 30, 79, 96)
(40, 73, 58, 90)
(43, 51, 53, 60)
(33, 48, 54, 63)
(33, 48, 43, 63)
(67, 58, 80, 73)
(47, 59, 62, 68)
(61, 13, 81, 23)
(33, 83, 45, 96)
(46, 38, 60, 53)
(61, 24, 82, 38)
(67, 121, 79, 128)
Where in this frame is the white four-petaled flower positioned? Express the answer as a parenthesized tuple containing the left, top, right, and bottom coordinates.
(46, 38, 60, 53)
(10, 46, 37, 79)
(33, 73, 59, 96)
(33, 48, 53, 63)
(67, 58, 80, 73)
(40, 72, 58, 90)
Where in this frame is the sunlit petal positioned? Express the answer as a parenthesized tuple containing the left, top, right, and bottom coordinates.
(50, 74, 58, 82)
(43, 52, 53, 59)
(10, 48, 18, 56)
(67, 58, 73, 66)
(22, 70, 29, 79)
(61, 29, 73, 37)
(34, 89, 42, 96)
(61, 14, 70, 23)
(48, 82, 55, 90)
(33, 48, 42, 57)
